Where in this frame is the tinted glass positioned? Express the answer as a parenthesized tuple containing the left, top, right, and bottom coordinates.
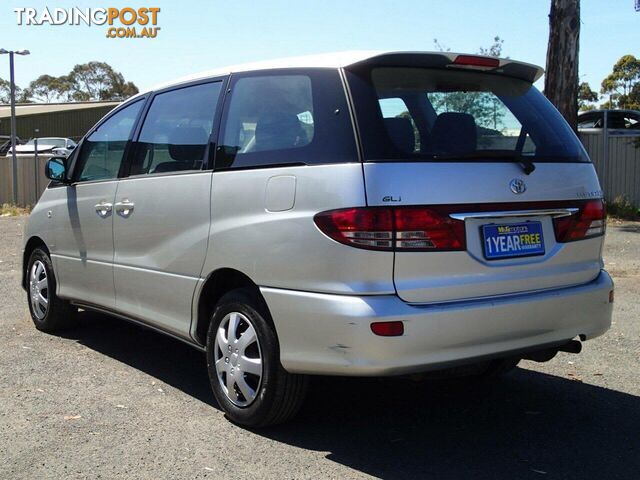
(347, 67, 588, 163)
(578, 113, 604, 129)
(217, 69, 357, 169)
(608, 111, 640, 130)
(129, 82, 222, 175)
(27, 138, 65, 147)
(75, 100, 144, 182)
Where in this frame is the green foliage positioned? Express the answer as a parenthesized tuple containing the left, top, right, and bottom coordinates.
(607, 196, 640, 220)
(600, 55, 640, 109)
(578, 82, 598, 110)
(25, 74, 70, 102)
(22, 62, 138, 103)
(0, 78, 11, 103)
(0, 77, 30, 104)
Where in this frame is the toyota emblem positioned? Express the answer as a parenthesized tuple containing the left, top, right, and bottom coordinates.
(510, 178, 526, 194)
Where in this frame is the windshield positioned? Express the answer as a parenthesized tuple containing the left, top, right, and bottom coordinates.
(26, 138, 66, 147)
(346, 67, 588, 162)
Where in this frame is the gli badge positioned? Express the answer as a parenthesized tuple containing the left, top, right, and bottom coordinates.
(509, 178, 526, 195)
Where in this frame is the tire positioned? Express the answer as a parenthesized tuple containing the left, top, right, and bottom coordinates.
(26, 248, 77, 332)
(205, 288, 308, 428)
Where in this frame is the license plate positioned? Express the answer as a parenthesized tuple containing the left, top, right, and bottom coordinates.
(482, 221, 545, 260)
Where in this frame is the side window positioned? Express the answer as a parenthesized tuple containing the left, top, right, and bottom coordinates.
(221, 75, 313, 157)
(607, 112, 628, 129)
(129, 82, 222, 176)
(577, 114, 599, 129)
(74, 100, 143, 182)
(217, 70, 357, 169)
(627, 113, 640, 130)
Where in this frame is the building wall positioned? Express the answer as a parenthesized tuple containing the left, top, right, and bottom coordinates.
(0, 105, 116, 141)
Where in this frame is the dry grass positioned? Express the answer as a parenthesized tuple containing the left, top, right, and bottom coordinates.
(0, 203, 31, 217)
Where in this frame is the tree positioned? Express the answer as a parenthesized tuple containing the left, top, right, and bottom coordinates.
(0, 78, 11, 104)
(0, 77, 30, 104)
(544, 0, 580, 131)
(600, 55, 640, 109)
(25, 74, 72, 102)
(478, 36, 505, 58)
(578, 82, 598, 110)
(20, 62, 139, 103)
(64, 62, 138, 101)
(628, 83, 640, 110)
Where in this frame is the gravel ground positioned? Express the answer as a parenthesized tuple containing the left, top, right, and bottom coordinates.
(0, 216, 638, 479)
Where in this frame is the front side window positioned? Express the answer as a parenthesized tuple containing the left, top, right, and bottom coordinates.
(74, 100, 144, 182)
(347, 67, 588, 163)
(129, 82, 222, 176)
(217, 69, 357, 169)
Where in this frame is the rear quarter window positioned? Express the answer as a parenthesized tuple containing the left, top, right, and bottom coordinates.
(216, 69, 357, 170)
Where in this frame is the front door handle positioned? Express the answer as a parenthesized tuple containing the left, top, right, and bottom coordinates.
(94, 202, 113, 218)
(115, 200, 135, 217)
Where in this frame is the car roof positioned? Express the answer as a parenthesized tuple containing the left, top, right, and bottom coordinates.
(579, 109, 640, 115)
(144, 50, 544, 95)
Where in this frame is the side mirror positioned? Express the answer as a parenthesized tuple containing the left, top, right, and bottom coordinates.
(45, 157, 68, 182)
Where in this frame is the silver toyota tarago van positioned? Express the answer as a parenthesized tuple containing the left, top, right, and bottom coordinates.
(23, 52, 614, 427)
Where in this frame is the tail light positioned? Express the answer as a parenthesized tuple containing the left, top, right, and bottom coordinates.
(553, 199, 606, 242)
(313, 207, 465, 251)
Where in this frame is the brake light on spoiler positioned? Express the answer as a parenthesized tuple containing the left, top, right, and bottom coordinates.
(314, 199, 606, 252)
(451, 54, 500, 70)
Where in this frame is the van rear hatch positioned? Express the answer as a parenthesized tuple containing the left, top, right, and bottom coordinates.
(342, 53, 605, 304)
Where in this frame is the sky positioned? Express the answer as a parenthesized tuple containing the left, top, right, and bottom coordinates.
(1, 0, 638, 96)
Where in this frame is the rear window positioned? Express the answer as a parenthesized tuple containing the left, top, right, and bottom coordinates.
(346, 67, 588, 163)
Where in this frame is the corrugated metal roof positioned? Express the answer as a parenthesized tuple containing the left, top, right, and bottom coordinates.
(0, 101, 120, 119)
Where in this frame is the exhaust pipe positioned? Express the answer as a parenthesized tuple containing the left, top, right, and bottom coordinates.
(523, 339, 582, 363)
(557, 339, 582, 354)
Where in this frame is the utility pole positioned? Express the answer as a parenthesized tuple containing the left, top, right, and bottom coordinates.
(0, 48, 31, 204)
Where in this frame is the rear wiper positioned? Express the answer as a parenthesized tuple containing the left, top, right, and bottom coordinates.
(431, 150, 536, 175)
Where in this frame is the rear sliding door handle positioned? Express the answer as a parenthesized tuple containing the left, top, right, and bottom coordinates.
(94, 202, 113, 218)
(115, 200, 135, 217)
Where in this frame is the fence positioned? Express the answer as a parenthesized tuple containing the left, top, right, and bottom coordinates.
(0, 155, 50, 206)
(579, 130, 640, 207)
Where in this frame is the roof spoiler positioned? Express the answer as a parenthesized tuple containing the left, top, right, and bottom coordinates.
(345, 52, 544, 84)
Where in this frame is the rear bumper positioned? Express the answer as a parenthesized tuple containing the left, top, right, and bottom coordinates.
(260, 270, 614, 376)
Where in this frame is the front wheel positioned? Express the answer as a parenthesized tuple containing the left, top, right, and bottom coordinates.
(26, 248, 77, 332)
(205, 288, 308, 427)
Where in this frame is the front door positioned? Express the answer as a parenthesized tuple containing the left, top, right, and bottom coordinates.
(52, 99, 145, 309)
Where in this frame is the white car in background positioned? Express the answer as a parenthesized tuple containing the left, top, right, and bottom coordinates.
(9, 137, 77, 157)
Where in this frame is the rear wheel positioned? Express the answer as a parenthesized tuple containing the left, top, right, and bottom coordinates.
(205, 288, 308, 427)
(26, 248, 77, 332)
